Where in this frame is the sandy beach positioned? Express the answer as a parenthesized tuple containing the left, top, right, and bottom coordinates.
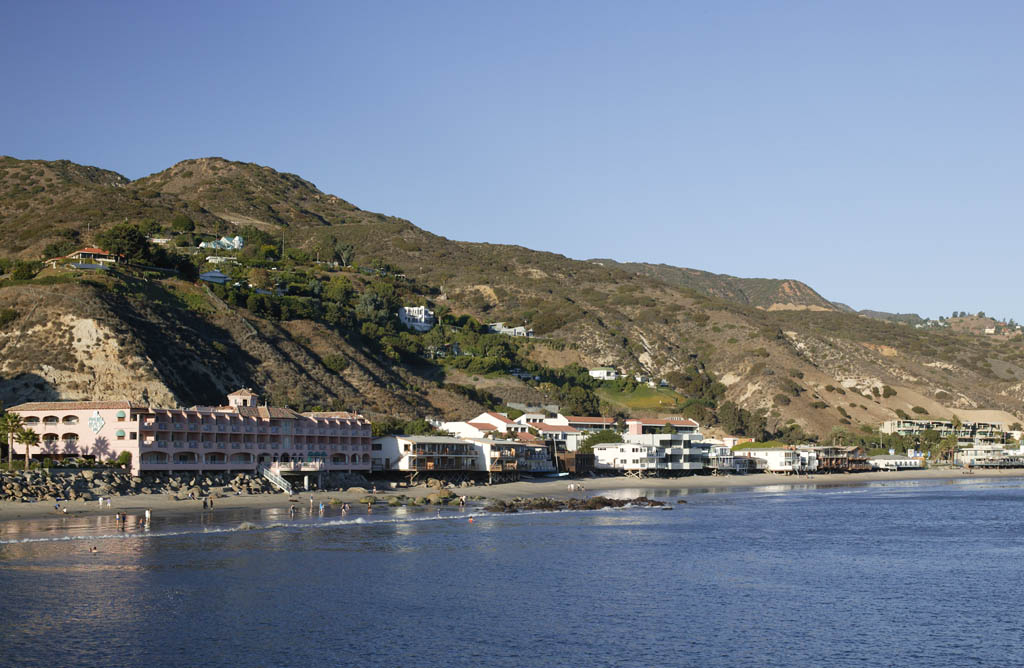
(0, 467, 1020, 522)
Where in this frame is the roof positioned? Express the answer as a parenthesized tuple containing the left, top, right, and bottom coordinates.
(513, 432, 543, 443)
(303, 411, 366, 421)
(590, 367, 617, 371)
(9, 400, 140, 411)
(564, 416, 615, 424)
(484, 411, 515, 425)
(228, 388, 257, 397)
(68, 247, 113, 256)
(234, 406, 305, 420)
(868, 454, 920, 461)
(627, 417, 699, 427)
(536, 422, 580, 433)
(467, 422, 498, 431)
(379, 435, 473, 445)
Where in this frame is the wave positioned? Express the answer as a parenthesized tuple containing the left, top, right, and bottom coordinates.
(0, 503, 660, 545)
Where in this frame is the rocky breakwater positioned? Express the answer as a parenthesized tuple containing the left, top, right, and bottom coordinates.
(0, 469, 277, 503)
(484, 496, 668, 513)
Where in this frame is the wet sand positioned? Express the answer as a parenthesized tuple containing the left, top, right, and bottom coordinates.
(0, 467, 1018, 522)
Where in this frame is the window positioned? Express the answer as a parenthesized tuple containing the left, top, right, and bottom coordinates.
(24, 416, 39, 424)
(130, 432, 137, 440)
(62, 415, 79, 425)
(43, 416, 59, 425)
(116, 430, 126, 440)
(116, 410, 126, 422)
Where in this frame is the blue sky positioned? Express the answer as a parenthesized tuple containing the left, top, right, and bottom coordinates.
(2, 1, 1023, 320)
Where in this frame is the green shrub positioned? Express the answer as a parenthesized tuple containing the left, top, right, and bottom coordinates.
(882, 385, 897, 398)
(911, 406, 928, 415)
(810, 401, 828, 409)
(116, 451, 132, 467)
(323, 354, 349, 373)
(0, 308, 17, 328)
(773, 393, 791, 406)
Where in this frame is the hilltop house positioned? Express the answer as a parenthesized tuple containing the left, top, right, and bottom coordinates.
(199, 269, 230, 285)
(63, 247, 123, 266)
(588, 367, 619, 381)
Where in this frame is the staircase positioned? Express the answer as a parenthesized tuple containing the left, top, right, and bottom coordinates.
(259, 465, 293, 494)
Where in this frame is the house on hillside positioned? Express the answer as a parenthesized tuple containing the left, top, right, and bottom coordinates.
(199, 235, 244, 251)
(398, 306, 436, 332)
(199, 269, 230, 285)
(64, 247, 123, 266)
(486, 322, 534, 337)
(588, 367, 619, 381)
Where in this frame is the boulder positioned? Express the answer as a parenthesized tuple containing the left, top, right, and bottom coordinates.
(81, 470, 95, 481)
(346, 486, 367, 494)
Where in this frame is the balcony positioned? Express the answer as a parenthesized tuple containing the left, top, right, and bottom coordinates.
(271, 461, 324, 472)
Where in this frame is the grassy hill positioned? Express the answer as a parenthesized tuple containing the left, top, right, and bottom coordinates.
(3, 155, 1024, 441)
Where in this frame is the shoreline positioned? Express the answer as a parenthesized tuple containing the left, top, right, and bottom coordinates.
(0, 467, 1020, 523)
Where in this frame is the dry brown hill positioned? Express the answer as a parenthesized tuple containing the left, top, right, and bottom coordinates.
(3, 155, 1024, 438)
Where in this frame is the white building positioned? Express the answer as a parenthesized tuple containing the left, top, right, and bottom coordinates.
(442, 411, 528, 439)
(486, 322, 534, 337)
(593, 442, 662, 474)
(545, 414, 618, 433)
(533, 423, 582, 453)
(199, 235, 244, 250)
(372, 435, 480, 477)
(732, 447, 804, 474)
(398, 306, 436, 332)
(588, 367, 619, 381)
(867, 454, 925, 471)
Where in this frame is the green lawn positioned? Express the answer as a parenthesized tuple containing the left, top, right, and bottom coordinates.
(596, 385, 686, 411)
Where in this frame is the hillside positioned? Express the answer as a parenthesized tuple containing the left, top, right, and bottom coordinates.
(598, 262, 839, 312)
(3, 155, 1024, 440)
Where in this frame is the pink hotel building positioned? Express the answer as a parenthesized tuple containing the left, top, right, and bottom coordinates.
(9, 389, 372, 476)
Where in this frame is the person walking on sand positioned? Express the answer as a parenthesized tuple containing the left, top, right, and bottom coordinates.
(202, 498, 208, 510)
(145, 508, 152, 526)
(289, 504, 296, 518)
(106, 497, 112, 508)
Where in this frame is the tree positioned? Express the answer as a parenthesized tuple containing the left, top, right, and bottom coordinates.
(16, 427, 39, 470)
(0, 412, 23, 468)
(579, 430, 622, 455)
(338, 244, 355, 267)
(170, 214, 195, 233)
(96, 223, 151, 262)
(248, 268, 272, 290)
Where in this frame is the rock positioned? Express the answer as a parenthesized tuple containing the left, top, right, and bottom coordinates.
(81, 470, 95, 481)
(358, 495, 378, 504)
(346, 486, 367, 494)
(436, 489, 456, 500)
(425, 478, 444, 489)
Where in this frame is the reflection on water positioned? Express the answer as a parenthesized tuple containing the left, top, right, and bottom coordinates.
(4, 479, 1024, 667)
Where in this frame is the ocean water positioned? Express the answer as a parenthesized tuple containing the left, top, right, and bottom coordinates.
(2, 479, 1024, 668)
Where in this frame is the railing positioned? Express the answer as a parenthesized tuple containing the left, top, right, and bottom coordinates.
(258, 465, 293, 494)
(271, 461, 325, 472)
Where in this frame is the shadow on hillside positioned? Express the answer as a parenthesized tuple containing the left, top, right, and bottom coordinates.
(0, 373, 61, 407)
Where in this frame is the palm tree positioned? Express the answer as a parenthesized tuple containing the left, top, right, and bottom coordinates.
(16, 427, 39, 470)
(0, 412, 24, 469)
(950, 414, 963, 463)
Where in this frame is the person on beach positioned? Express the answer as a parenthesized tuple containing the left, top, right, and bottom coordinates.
(61, 506, 67, 514)
(106, 497, 112, 508)
(145, 508, 152, 526)
(436, 509, 441, 518)
(98, 496, 104, 507)
(289, 504, 296, 518)
(459, 496, 466, 508)
(208, 497, 214, 510)
(202, 498, 208, 510)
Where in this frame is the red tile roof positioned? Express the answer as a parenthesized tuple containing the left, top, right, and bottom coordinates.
(565, 416, 616, 424)
(537, 422, 580, 433)
(10, 401, 140, 411)
(484, 411, 515, 424)
(513, 432, 543, 443)
(627, 417, 699, 427)
(468, 421, 498, 431)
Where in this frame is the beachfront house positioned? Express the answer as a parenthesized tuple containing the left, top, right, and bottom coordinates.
(593, 442, 662, 475)
(867, 454, 925, 471)
(372, 435, 480, 482)
(732, 447, 804, 474)
(625, 417, 700, 436)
